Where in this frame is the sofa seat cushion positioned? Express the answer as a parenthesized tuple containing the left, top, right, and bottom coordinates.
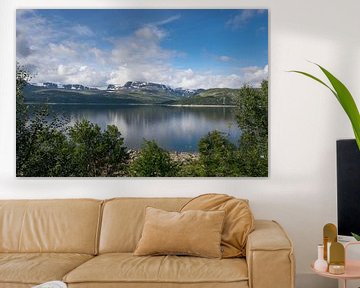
(64, 253, 248, 285)
(0, 253, 93, 285)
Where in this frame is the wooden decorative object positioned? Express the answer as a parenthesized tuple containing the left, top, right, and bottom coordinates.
(323, 223, 337, 261)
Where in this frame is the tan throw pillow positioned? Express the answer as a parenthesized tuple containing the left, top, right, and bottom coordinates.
(134, 207, 225, 258)
(181, 193, 254, 258)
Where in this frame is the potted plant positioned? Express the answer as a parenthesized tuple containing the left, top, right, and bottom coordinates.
(291, 63, 360, 240)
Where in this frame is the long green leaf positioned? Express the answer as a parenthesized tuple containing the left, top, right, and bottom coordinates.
(316, 64, 360, 150)
(351, 232, 360, 241)
(289, 70, 337, 98)
(353, 127, 360, 149)
(290, 65, 360, 150)
(317, 65, 358, 118)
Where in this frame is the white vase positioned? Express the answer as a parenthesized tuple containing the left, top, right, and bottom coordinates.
(314, 244, 328, 272)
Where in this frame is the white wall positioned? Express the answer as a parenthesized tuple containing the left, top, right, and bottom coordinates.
(1, 0, 359, 287)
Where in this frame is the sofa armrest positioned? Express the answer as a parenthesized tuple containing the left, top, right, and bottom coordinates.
(246, 220, 295, 288)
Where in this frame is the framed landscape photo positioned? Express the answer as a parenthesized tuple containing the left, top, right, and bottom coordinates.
(16, 9, 268, 177)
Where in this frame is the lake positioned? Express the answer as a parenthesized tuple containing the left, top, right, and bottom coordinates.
(30, 104, 241, 152)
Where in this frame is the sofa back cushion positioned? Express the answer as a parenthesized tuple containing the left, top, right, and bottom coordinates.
(0, 199, 102, 254)
(181, 194, 254, 258)
(133, 207, 225, 258)
(99, 198, 189, 253)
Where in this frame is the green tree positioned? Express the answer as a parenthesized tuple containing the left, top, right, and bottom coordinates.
(177, 160, 203, 177)
(16, 64, 31, 175)
(197, 131, 240, 177)
(19, 126, 72, 177)
(68, 120, 129, 177)
(16, 64, 69, 176)
(130, 140, 178, 177)
(236, 80, 268, 176)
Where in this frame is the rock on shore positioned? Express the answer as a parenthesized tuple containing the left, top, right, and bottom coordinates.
(127, 149, 199, 164)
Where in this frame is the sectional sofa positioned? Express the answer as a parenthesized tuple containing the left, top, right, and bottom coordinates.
(0, 198, 295, 288)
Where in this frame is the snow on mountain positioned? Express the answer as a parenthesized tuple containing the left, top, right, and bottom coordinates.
(122, 81, 172, 91)
(30, 81, 201, 97)
(31, 82, 98, 91)
(106, 81, 202, 97)
(106, 84, 123, 91)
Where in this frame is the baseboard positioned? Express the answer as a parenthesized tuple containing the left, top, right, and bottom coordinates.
(296, 273, 337, 288)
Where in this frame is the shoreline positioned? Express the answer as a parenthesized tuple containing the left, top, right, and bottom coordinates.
(128, 149, 200, 163)
(25, 102, 237, 108)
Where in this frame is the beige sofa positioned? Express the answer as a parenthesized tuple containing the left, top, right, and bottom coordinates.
(0, 198, 295, 288)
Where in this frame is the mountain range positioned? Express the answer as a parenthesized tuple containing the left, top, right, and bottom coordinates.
(24, 81, 239, 105)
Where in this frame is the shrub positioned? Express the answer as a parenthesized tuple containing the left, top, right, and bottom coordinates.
(68, 120, 129, 176)
(177, 160, 203, 177)
(197, 131, 240, 177)
(130, 140, 178, 177)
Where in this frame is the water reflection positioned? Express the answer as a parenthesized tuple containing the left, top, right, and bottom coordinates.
(35, 104, 241, 152)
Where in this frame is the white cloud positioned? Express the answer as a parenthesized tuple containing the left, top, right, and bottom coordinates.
(241, 65, 268, 86)
(16, 29, 31, 57)
(107, 24, 268, 89)
(16, 11, 54, 50)
(16, 11, 110, 87)
(52, 64, 108, 87)
(108, 64, 268, 89)
(72, 24, 94, 36)
(226, 9, 265, 29)
(49, 43, 77, 56)
(135, 25, 166, 40)
(154, 15, 181, 26)
(16, 10, 267, 89)
(16, 9, 34, 18)
(218, 55, 231, 62)
(57, 64, 75, 76)
(110, 25, 173, 67)
(172, 66, 267, 89)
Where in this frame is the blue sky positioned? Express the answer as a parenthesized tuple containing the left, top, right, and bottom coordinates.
(16, 9, 268, 89)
